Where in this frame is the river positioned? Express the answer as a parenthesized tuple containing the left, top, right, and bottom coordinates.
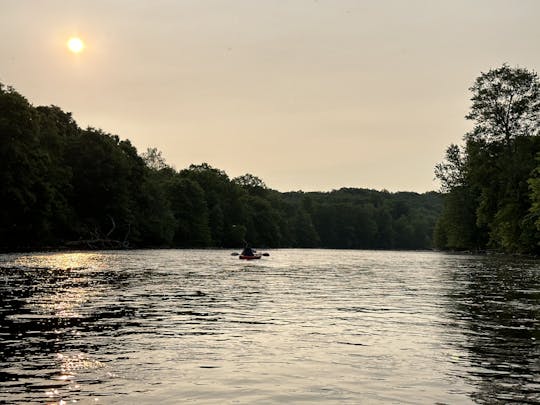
(0, 249, 539, 404)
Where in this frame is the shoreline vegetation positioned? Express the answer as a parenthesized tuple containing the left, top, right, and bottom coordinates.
(434, 65, 540, 256)
(1, 65, 539, 255)
(0, 84, 441, 253)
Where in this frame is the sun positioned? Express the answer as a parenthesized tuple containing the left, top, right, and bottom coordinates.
(67, 37, 85, 53)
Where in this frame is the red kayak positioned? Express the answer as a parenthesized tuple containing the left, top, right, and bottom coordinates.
(239, 254, 262, 260)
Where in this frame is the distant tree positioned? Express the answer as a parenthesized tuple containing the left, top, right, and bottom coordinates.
(374, 205, 394, 248)
(141, 147, 169, 170)
(233, 173, 267, 189)
(242, 195, 282, 247)
(223, 224, 247, 247)
(167, 177, 211, 247)
(291, 208, 320, 247)
(137, 176, 176, 246)
(186, 162, 227, 176)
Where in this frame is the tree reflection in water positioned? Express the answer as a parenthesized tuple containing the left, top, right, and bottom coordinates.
(443, 255, 540, 404)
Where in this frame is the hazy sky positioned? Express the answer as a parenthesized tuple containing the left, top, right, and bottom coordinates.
(1, 0, 539, 192)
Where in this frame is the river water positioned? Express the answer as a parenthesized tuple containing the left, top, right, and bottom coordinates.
(0, 249, 539, 404)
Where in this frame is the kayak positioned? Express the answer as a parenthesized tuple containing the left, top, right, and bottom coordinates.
(239, 254, 262, 260)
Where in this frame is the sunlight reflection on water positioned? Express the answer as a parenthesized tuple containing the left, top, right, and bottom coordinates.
(0, 249, 539, 404)
(11, 252, 105, 270)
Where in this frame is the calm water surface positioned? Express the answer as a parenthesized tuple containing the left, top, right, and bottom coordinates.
(0, 249, 539, 404)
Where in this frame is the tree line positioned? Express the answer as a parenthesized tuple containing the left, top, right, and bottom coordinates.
(0, 83, 441, 252)
(435, 65, 540, 254)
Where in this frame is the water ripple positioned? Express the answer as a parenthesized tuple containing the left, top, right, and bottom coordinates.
(0, 250, 539, 403)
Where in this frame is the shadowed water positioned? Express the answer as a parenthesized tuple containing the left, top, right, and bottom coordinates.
(0, 249, 539, 404)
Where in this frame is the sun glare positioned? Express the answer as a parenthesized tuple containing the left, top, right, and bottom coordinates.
(67, 37, 85, 53)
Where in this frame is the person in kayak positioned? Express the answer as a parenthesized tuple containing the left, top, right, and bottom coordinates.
(241, 241, 255, 257)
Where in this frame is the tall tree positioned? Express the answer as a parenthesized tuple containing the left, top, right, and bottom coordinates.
(466, 64, 540, 144)
(435, 65, 540, 253)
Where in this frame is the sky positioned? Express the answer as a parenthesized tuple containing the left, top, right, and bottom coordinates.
(1, 0, 539, 192)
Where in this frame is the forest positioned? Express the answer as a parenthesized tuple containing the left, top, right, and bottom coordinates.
(435, 65, 540, 255)
(0, 83, 441, 252)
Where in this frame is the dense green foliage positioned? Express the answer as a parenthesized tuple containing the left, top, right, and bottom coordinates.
(0, 83, 442, 251)
(435, 65, 540, 254)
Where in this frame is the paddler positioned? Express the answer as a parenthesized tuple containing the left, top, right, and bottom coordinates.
(241, 240, 255, 257)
